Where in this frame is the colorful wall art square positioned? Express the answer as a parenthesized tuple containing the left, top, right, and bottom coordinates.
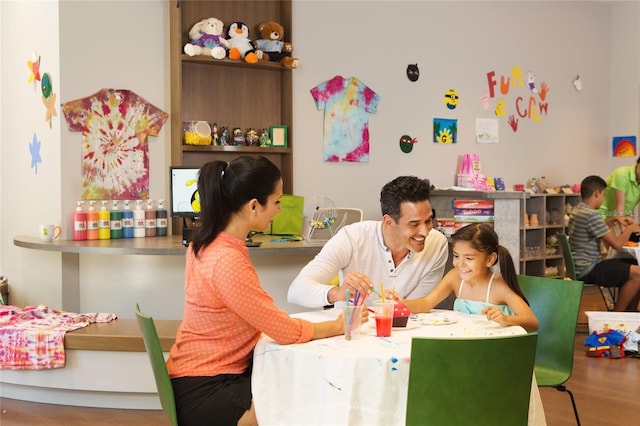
(433, 118, 458, 144)
(612, 136, 637, 157)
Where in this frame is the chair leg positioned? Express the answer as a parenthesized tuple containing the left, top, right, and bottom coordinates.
(608, 287, 618, 308)
(597, 287, 614, 311)
(555, 385, 581, 426)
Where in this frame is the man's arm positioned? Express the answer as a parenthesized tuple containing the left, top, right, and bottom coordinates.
(287, 230, 354, 308)
(614, 188, 627, 216)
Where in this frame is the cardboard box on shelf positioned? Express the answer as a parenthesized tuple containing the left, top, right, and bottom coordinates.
(453, 215, 495, 223)
(435, 218, 456, 236)
(452, 199, 494, 210)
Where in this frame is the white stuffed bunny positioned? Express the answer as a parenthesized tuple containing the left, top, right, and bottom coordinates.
(183, 17, 230, 60)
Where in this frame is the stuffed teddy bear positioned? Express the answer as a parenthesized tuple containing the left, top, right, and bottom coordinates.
(226, 21, 258, 63)
(253, 21, 299, 69)
(183, 17, 230, 60)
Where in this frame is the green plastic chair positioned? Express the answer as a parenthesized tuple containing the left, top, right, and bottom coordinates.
(518, 275, 584, 426)
(134, 303, 179, 426)
(557, 232, 616, 310)
(406, 333, 538, 426)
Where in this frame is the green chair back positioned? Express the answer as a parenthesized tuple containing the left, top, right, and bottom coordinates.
(557, 233, 577, 280)
(518, 275, 583, 424)
(557, 232, 615, 310)
(517, 275, 582, 384)
(134, 304, 179, 426)
(406, 333, 538, 426)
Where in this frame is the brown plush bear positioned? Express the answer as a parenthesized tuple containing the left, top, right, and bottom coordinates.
(253, 21, 299, 69)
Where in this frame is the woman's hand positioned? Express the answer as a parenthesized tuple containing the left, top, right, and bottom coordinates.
(360, 306, 370, 322)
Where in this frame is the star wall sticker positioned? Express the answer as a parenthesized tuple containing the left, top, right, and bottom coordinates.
(41, 73, 57, 128)
(27, 51, 41, 88)
(29, 132, 42, 174)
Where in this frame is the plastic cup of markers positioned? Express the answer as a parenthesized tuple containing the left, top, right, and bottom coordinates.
(341, 304, 364, 340)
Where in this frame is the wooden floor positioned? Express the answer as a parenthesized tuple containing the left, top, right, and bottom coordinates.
(1, 288, 639, 425)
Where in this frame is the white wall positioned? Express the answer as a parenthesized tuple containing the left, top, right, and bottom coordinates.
(609, 1, 640, 143)
(292, 0, 634, 218)
(0, 0, 172, 314)
(1, 0, 63, 307)
(1, 1, 639, 316)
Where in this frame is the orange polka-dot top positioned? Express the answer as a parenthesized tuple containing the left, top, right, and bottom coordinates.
(167, 232, 314, 378)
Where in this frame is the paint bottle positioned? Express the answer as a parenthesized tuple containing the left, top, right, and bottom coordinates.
(122, 200, 134, 239)
(110, 200, 123, 239)
(98, 201, 111, 240)
(134, 200, 146, 238)
(145, 200, 157, 237)
(72, 201, 87, 241)
(156, 199, 168, 237)
(87, 201, 99, 240)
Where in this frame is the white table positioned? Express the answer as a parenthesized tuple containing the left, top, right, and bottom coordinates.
(607, 245, 640, 263)
(252, 309, 546, 426)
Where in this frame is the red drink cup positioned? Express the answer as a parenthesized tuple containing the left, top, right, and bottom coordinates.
(373, 300, 395, 337)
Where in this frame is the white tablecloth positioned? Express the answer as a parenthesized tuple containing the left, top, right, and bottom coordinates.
(608, 245, 640, 262)
(252, 309, 546, 426)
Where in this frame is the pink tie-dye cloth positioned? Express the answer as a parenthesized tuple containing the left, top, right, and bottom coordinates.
(0, 305, 117, 370)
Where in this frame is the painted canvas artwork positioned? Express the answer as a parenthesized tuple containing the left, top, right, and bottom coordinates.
(433, 118, 458, 144)
(612, 136, 637, 157)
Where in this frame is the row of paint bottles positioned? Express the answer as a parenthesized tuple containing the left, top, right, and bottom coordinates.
(72, 201, 88, 240)
(72, 199, 167, 240)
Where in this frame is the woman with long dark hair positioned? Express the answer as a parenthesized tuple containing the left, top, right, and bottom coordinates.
(167, 156, 346, 426)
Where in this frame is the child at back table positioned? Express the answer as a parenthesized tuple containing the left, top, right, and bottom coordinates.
(402, 223, 539, 331)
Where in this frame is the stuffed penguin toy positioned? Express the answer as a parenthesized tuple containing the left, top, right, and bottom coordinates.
(227, 21, 258, 63)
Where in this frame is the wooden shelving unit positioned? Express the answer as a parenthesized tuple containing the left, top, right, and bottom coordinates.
(519, 193, 581, 277)
(169, 0, 294, 234)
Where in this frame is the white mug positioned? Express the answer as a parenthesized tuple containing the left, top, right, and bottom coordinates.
(39, 224, 62, 242)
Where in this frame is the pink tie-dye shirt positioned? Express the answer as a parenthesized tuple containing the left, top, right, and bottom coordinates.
(311, 76, 380, 162)
(0, 305, 117, 370)
(62, 89, 168, 200)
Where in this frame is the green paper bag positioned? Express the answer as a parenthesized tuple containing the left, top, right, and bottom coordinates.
(269, 194, 304, 235)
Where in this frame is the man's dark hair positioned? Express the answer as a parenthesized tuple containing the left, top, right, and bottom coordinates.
(380, 176, 430, 221)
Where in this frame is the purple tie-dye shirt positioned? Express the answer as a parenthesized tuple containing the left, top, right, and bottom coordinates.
(311, 76, 380, 162)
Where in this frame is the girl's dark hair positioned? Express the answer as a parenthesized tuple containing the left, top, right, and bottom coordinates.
(452, 223, 529, 305)
(191, 155, 281, 257)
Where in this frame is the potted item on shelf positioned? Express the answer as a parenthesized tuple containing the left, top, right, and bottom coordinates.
(246, 128, 259, 146)
(232, 128, 246, 146)
(259, 128, 271, 147)
(220, 126, 230, 145)
(183, 121, 212, 146)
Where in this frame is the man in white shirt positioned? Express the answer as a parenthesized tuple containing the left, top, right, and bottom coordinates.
(288, 176, 449, 308)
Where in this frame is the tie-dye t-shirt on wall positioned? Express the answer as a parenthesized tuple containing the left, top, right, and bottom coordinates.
(311, 76, 380, 163)
(63, 89, 168, 200)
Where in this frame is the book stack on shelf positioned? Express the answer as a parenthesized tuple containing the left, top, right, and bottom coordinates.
(453, 199, 495, 231)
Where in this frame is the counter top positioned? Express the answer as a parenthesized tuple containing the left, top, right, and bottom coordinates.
(14, 233, 325, 256)
(431, 188, 530, 199)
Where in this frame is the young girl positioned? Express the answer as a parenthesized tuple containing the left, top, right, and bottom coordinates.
(167, 156, 347, 426)
(403, 223, 538, 331)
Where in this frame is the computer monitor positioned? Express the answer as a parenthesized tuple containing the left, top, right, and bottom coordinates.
(169, 166, 201, 217)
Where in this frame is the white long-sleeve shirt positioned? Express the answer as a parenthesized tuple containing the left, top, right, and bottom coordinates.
(287, 221, 449, 308)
